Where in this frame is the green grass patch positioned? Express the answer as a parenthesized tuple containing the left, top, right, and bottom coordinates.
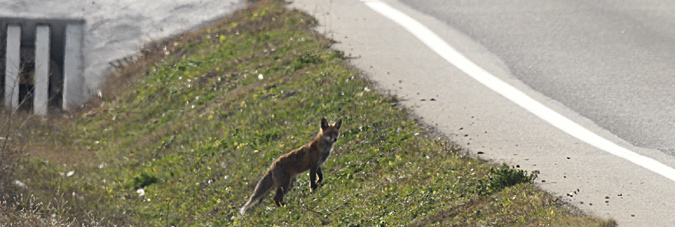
(5, 0, 615, 226)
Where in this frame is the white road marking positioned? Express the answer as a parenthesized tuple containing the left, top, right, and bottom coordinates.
(363, 0, 675, 182)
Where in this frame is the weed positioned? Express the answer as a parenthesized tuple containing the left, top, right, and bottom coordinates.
(476, 164, 540, 196)
(131, 171, 159, 189)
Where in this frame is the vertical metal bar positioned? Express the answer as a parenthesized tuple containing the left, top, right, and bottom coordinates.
(4, 25, 20, 110)
(34, 25, 50, 115)
(63, 23, 84, 110)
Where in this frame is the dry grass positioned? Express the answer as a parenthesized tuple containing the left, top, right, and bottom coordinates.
(0, 195, 72, 227)
(0, 108, 31, 196)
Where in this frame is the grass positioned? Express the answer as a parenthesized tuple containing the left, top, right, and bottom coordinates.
(1, 0, 616, 226)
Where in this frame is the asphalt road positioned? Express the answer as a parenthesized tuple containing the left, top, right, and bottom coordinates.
(292, 0, 675, 226)
(399, 0, 675, 155)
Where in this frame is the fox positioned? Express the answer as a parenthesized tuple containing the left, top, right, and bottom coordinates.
(239, 117, 343, 215)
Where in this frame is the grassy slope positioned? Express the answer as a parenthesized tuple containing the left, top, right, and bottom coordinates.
(9, 0, 615, 226)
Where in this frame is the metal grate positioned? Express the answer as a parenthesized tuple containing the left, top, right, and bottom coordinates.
(1, 18, 84, 115)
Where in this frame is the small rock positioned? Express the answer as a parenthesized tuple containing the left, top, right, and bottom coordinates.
(605, 196, 610, 199)
(566, 157, 571, 159)
(13, 180, 27, 189)
(477, 151, 484, 155)
(430, 98, 436, 101)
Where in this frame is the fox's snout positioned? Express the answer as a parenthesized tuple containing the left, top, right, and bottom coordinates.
(324, 136, 338, 143)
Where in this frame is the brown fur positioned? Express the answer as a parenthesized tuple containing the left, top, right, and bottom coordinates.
(240, 118, 342, 215)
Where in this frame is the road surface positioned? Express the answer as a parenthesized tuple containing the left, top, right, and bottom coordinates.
(292, 0, 675, 226)
(399, 0, 675, 157)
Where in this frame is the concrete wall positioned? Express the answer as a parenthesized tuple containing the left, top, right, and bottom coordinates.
(63, 23, 84, 110)
(1, 19, 83, 114)
(4, 25, 20, 110)
(34, 25, 49, 115)
(0, 0, 245, 114)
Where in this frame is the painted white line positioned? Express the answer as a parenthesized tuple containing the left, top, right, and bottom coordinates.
(363, 0, 675, 182)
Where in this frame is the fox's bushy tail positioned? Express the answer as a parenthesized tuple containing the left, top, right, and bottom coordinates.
(240, 171, 274, 215)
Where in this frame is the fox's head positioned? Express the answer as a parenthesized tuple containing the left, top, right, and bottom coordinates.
(320, 118, 342, 143)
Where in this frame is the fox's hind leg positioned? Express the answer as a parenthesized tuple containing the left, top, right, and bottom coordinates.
(290, 176, 297, 189)
(274, 180, 292, 207)
(273, 187, 285, 207)
(273, 171, 292, 207)
(257, 190, 270, 205)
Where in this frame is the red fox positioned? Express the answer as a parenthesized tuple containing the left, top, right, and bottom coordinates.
(239, 118, 342, 215)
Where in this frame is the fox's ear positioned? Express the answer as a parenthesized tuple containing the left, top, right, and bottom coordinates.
(334, 118, 342, 129)
(321, 118, 329, 130)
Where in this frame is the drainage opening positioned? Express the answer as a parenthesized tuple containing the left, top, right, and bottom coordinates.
(1, 18, 84, 115)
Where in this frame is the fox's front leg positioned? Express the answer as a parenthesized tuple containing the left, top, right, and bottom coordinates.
(309, 167, 319, 192)
(316, 166, 323, 183)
